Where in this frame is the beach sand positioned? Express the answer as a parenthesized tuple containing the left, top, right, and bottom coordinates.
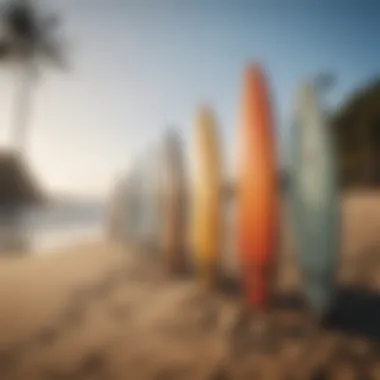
(1, 192, 380, 379)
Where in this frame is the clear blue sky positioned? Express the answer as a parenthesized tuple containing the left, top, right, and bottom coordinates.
(0, 0, 379, 197)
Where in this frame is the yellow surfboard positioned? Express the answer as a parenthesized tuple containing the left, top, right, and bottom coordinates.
(192, 106, 222, 288)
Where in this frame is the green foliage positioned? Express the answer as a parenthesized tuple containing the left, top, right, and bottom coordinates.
(332, 78, 380, 188)
(0, 151, 43, 205)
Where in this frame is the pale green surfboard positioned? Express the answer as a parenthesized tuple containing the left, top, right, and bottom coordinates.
(288, 81, 340, 318)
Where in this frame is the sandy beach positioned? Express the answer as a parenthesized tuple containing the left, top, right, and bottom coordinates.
(1, 192, 380, 379)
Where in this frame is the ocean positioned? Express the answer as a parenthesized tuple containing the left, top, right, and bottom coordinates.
(0, 201, 107, 254)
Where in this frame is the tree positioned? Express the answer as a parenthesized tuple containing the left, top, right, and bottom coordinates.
(0, 0, 67, 155)
(332, 78, 380, 187)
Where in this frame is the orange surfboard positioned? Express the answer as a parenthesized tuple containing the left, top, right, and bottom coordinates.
(236, 64, 279, 310)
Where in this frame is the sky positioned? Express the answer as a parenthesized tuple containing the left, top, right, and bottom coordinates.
(0, 0, 379, 198)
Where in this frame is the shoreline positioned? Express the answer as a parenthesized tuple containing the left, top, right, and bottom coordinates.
(29, 226, 104, 255)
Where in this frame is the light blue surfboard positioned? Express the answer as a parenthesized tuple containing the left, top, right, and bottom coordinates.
(288, 81, 340, 318)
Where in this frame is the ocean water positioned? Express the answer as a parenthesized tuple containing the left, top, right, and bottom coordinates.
(0, 202, 107, 253)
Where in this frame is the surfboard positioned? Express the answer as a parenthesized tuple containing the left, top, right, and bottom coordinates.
(138, 152, 157, 250)
(107, 171, 139, 244)
(192, 106, 222, 288)
(123, 174, 138, 243)
(160, 129, 187, 273)
(236, 64, 279, 310)
(106, 177, 126, 242)
(150, 147, 163, 251)
(126, 168, 143, 244)
(288, 81, 340, 318)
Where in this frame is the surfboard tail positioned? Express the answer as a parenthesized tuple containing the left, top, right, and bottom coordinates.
(305, 275, 336, 318)
(165, 248, 186, 274)
(247, 274, 267, 310)
(307, 286, 333, 319)
(198, 259, 218, 289)
(163, 225, 185, 274)
(242, 263, 272, 310)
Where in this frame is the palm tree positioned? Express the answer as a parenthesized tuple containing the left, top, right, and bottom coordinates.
(0, 0, 67, 155)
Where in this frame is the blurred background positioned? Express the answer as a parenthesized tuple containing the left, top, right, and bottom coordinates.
(1, 2, 380, 379)
(0, 0, 379, 251)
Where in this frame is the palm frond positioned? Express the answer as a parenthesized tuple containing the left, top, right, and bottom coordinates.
(40, 12, 60, 34)
(2, 0, 37, 41)
(39, 37, 68, 70)
(0, 0, 67, 68)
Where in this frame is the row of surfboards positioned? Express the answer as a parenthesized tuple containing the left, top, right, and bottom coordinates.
(108, 64, 339, 319)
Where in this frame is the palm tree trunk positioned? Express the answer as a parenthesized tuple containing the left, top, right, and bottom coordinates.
(12, 56, 36, 155)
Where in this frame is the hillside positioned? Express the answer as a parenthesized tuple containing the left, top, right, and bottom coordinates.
(332, 78, 380, 187)
(0, 150, 43, 207)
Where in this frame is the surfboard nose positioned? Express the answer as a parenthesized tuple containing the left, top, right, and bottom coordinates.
(242, 63, 274, 138)
(243, 64, 269, 101)
(244, 62, 267, 81)
(294, 82, 319, 122)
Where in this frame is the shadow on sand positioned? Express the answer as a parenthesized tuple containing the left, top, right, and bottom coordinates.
(219, 274, 380, 341)
(325, 287, 380, 340)
(271, 287, 380, 340)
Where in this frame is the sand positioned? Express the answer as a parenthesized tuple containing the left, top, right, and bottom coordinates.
(1, 192, 380, 379)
